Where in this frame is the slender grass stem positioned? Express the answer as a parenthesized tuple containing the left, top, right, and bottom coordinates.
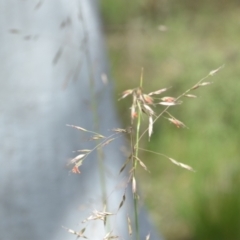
(132, 68, 144, 240)
(79, 7, 109, 231)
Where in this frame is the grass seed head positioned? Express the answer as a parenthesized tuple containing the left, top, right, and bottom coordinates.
(143, 94, 154, 104)
(148, 87, 169, 96)
(184, 94, 197, 98)
(119, 89, 133, 100)
(159, 101, 181, 106)
(161, 96, 176, 102)
(71, 165, 81, 174)
(142, 104, 155, 116)
(148, 116, 153, 140)
(167, 117, 186, 128)
(199, 82, 213, 87)
(127, 216, 132, 236)
(209, 64, 224, 76)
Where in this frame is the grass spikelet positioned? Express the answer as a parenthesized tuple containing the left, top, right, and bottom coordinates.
(76, 149, 91, 153)
(184, 94, 197, 98)
(71, 165, 81, 174)
(66, 124, 88, 132)
(138, 147, 195, 172)
(119, 89, 133, 100)
(209, 64, 224, 76)
(148, 87, 169, 96)
(112, 128, 127, 133)
(161, 96, 177, 102)
(62, 226, 88, 239)
(71, 154, 86, 163)
(166, 117, 187, 128)
(148, 116, 153, 140)
(82, 210, 114, 223)
(199, 82, 213, 87)
(159, 101, 181, 106)
(118, 194, 126, 211)
(103, 231, 119, 240)
(143, 94, 154, 104)
(119, 160, 130, 174)
(101, 138, 115, 147)
(134, 156, 149, 172)
(127, 216, 132, 236)
(168, 158, 195, 172)
(90, 134, 105, 140)
(142, 104, 155, 116)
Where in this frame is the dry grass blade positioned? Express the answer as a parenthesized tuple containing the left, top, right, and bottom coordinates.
(118, 194, 126, 211)
(127, 216, 132, 236)
(168, 157, 195, 172)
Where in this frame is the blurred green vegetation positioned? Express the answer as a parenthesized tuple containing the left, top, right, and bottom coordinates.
(101, 1, 240, 239)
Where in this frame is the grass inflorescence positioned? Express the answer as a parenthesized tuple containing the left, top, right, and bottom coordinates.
(64, 65, 223, 240)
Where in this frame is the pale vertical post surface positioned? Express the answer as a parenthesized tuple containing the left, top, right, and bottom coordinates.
(0, 1, 163, 239)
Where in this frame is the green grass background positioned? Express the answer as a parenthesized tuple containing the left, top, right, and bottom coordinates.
(100, 1, 240, 239)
